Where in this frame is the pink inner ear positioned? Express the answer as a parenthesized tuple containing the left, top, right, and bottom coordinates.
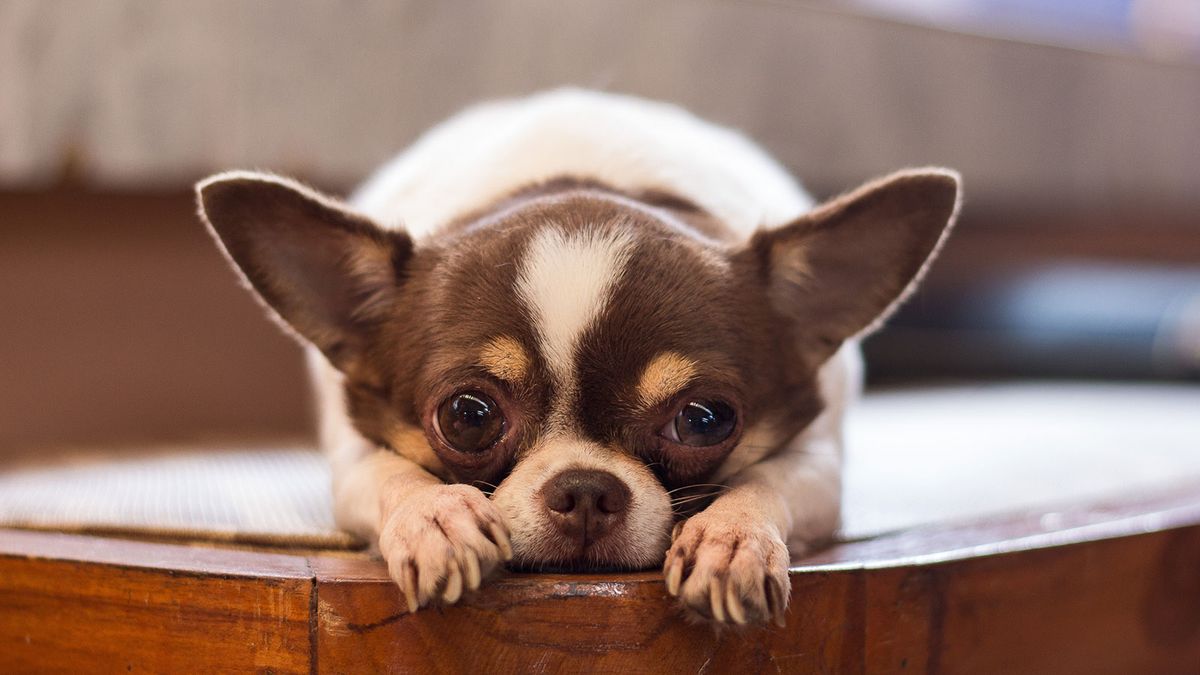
(198, 174, 411, 374)
(761, 170, 960, 354)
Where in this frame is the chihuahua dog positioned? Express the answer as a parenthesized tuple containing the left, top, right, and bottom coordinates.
(197, 89, 958, 626)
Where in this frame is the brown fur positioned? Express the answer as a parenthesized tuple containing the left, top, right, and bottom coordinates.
(198, 170, 956, 569)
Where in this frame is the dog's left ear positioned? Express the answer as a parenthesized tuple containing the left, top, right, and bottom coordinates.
(740, 168, 960, 365)
(196, 171, 412, 385)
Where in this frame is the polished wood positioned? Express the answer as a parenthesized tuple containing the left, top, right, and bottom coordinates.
(0, 531, 313, 674)
(312, 562, 861, 673)
(3, 481, 1198, 673)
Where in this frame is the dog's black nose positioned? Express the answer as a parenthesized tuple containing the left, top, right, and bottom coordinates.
(540, 469, 630, 543)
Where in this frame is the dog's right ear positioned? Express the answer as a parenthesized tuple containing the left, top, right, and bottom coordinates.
(738, 168, 960, 368)
(196, 171, 412, 384)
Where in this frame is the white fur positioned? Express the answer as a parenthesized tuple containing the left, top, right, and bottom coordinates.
(312, 90, 856, 623)
(351, 88, 813, 237)
(491, 433, 672, 569)
(515, 227, 634, 386)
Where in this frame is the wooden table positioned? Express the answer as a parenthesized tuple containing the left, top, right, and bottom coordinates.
(2, 481, 1198, 673)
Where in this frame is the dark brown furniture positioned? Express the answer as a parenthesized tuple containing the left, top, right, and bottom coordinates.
(4, 480, 1198, 673)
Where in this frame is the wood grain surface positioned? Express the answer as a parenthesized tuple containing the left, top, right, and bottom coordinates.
(0, 531, 313, 673)
(3, 481, 1199, 673)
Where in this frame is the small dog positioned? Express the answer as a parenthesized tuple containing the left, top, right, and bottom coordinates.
(197, 89, 958, 626)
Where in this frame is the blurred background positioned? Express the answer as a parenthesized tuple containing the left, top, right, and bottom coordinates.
(1, 0, 1198, 459)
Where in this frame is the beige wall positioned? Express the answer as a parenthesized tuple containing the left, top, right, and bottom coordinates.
(0, 191, 311, 455)
(1, 0, 1198, 210)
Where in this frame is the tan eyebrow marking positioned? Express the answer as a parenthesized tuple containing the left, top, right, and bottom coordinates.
(479, 335, 530, 382)
(637, 352, 699, 409)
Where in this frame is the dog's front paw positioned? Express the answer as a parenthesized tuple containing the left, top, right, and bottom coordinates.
(663, 508, 790, 626)
(378, 484, 512, 613)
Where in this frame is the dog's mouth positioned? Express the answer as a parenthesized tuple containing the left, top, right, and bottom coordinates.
(506, 531, 664, 573)
(505, 558, 656, 574)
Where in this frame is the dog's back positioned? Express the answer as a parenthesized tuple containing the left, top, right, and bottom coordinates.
(350, 88, 813, 239)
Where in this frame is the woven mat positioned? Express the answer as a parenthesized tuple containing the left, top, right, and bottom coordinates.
(1, 383, 1198, 549)
(842, 382, 1200, 537)
(0, 448, 362, 549)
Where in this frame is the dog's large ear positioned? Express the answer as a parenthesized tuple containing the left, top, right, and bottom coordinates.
(740, 168, 960, 365)
(196, 171, 412, 384)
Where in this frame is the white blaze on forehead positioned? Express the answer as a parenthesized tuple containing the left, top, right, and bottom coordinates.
(516, 226, 635, 384)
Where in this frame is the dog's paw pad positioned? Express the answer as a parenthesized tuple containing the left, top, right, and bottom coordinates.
(663, 512, 790, 626)
(378, 484, 511, 612)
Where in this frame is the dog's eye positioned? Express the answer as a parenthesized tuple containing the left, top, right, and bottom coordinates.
(436, 391, 504, 453)
(663, 400, 737, 447)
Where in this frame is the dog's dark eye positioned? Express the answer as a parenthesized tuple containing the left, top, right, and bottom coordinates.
(663, 400, 737, 447)
(436, 391, 504, 453)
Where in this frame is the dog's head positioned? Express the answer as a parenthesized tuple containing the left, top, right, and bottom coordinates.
(197, 170, 958, 570)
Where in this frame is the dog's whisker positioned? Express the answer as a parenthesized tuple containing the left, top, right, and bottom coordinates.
(665, 483, 727, 495)
(669, 493, 725, 506)
(667, 485, 729, 497)
(671, 499, 714, 507)
(667, 487, 730, 500)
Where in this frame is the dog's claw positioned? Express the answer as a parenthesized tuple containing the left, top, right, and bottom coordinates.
(766, 575, 788, 627)
(666, 510, 791, 626)
(725, 581, 747, 625)
(443, 559, 463, 604)
(379, 484, 510, 614)
(395, 561, 419, 614)
(487, 521, 513, 561)
(665, 557, 683, 596)
(463, 551, 482, 590)
(709, 581, 726, 622)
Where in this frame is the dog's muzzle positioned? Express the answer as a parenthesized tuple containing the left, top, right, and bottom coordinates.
(538, 468, 630, 549)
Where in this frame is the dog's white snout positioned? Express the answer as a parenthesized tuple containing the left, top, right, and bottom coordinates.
(491, 436, 674, 570)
